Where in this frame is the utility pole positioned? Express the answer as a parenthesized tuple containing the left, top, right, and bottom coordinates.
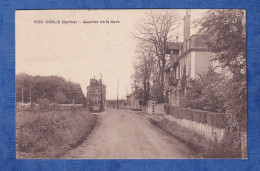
(126, 86, 128, 110)
(22, 87, 24, 103)
(117, 77, 119, 109)
(100, 73, 103, 110)
(29, 82, 32, 104)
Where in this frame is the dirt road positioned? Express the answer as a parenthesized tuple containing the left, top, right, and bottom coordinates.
(62, 109, 195, 159)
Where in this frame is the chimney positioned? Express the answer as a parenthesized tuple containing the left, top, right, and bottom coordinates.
(183, 10, 191, 43)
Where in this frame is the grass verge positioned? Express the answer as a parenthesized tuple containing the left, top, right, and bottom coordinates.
(150, 118, 241, 158)
(16, 109, 97, 159)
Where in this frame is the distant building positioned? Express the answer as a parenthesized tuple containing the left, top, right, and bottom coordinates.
(87, 77, 106, 110)
(165, 10, 229, 107)
(106, 99, 126, 109)
(126, 89, 143, 111)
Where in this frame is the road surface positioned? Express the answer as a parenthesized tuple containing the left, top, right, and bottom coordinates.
(62, 109, 195, 159)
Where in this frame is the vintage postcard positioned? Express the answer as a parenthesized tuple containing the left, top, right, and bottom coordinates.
(15, 9, 247, 159)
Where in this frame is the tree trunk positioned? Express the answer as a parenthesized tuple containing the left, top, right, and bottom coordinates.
(159, 55, 166, 103)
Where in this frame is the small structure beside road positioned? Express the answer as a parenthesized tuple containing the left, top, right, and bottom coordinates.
(126, 89, 144, 111)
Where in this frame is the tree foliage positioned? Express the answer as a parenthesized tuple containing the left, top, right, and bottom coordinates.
(134, 10, 180, 103)
(16, 73, 85, 104)
(180, 68, 225, 113)
(195, 10, 247, 157)
(198, 10, 247, 131)
(54, 91, 68, 104)
(38, 98, 50, 110)
(131, 42, 157, 104)
(198, 9, 246, 81)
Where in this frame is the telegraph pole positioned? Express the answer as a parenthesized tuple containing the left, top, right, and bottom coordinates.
(126, 86, 128, 110)
(29, 82, 32, 104)
(22, 87, 24, 103)
(100, 73, 103, 110)
(117, 77, 119, 109)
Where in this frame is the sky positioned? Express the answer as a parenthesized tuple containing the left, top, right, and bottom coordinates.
(16, 9, 206, 100)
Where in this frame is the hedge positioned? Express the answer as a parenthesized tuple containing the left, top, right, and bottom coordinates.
(192, 109, 207, 124)
(164, 105, 170, 115)
(164, 105, 227, 129)
(182, 108, 194, 121)
(206, 112, 227, 129)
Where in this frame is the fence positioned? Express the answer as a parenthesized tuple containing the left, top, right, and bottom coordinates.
(146, 103, 227, 142)
(16, 103, 83, 110)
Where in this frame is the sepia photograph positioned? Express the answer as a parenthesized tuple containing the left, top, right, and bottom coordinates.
(15, 9, 247, 159)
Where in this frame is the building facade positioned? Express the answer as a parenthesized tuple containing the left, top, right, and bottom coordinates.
(86, 77, 106, 110)
(126, 89, 143, 110)
(165, 10, 227, 107)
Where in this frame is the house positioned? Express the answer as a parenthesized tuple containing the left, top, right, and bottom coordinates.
(86, 77, 106, 111)
(165, 10, 228, 107)
(126, 89, 144, 111)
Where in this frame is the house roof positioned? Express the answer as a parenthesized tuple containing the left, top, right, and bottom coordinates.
(165, 35, 211, 70)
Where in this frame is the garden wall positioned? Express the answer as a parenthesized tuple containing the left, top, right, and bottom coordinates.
(164, 105, 227, 142)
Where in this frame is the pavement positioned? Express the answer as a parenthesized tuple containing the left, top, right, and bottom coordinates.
(62, 108, 195, 159)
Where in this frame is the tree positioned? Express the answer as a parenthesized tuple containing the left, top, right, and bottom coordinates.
(131, 42, 157, 104)
(15, 73, 33, 103)
(16, 73, 85, 104)
(37, 98, 50, 110)
(134, 10, 180, 103)
(54, 91, 67, 104)
(180, 67, 225, 112)
(198, 9, 247, 158)
(198, 9, 246, 81)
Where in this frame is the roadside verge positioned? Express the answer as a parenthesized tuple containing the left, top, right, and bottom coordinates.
(146, 113, 241, 158)
(16, 109, 98, 159)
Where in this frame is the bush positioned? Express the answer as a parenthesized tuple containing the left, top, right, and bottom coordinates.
(38, 98, 50, 110)
(180, 68, 225, 112)
(17, 109, 97, 158)
(192, 110, 207, 124)
(70, 105, 77, 111)
(164, 105, 170, 115)
(207, 112, 226, 129)
(205, 131, 241, 158)
(169, 106, 228, 128)
(29, 103, 35, 109)
(155, 118, 241, 158)
(18, 118, 64, 152)
(183, 108, 194, 121)
(174, 107, 182, 119)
